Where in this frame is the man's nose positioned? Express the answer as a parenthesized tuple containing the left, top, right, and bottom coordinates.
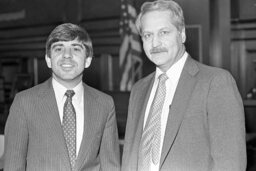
(152, 35, 161, 47)
(63, 48, 72, 58)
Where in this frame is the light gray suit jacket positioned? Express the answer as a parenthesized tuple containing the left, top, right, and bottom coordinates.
(122, 56, 246, 171)
(4, 78, 120, 171)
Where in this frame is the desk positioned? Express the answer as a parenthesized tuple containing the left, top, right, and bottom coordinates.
(244, 100, 256, 133)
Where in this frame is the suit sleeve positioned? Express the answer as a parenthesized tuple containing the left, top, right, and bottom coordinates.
(4, 94, 28, 171)
(121, 85, 137, 171)
(207, 71, 247, 171)
(99, 97, 121, 171)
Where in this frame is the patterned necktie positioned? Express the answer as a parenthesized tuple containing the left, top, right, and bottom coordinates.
(63, 90, 76, 170)
(138, 73, 168, 171)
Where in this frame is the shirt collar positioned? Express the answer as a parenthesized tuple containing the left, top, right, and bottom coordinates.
(52, 78, 83, 102)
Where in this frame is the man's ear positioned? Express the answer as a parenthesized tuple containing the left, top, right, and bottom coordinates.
(85, 56, 92, 68)
(45, 55, 52, 68)
(181, 28, 186, 43)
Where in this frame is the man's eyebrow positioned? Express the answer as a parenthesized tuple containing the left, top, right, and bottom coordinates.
(141, 31, 152, 36)
(51, 43, 63, 49)
(72, 43, 84, 49)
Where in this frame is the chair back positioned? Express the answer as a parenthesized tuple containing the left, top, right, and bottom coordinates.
(0, 135, 4, 169)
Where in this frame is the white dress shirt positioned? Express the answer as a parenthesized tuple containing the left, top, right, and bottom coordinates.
(52, 78, 84, 156)
(143, 52, 188, 171)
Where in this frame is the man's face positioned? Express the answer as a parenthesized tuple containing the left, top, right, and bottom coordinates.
(45, 38, 92, 88)
(140, 10, 186, 72)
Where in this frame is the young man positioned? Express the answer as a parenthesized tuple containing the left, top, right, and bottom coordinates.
(122, 0, 246, 170)
(4, 23, 120, 171)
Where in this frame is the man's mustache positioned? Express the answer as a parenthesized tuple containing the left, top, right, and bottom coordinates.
(150, 47, 168, 54)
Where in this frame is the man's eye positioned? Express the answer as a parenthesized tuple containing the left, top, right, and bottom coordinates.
(143, 34, 151, 40)
(54, 47, 62, 52)
(73, 47, 82, 51)
(160, 30, 169, 36)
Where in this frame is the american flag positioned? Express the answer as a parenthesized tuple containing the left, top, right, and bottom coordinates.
(119, 0, 143, 91)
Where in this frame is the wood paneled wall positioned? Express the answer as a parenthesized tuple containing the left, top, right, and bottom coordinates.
(0, 0, 213, 91)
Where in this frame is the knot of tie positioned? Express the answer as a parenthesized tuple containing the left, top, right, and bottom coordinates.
(65, 90, 75, 99)
(159, 73, 168, 83)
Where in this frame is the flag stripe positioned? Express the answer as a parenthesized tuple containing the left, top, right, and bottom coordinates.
(119, 35, 130, 66)
(119, 0, 143, 91)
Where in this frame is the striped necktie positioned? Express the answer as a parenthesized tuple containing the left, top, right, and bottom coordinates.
(138, 73, 168, 171)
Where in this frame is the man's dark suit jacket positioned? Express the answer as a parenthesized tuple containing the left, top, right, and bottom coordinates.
(4, 78, 120, 171)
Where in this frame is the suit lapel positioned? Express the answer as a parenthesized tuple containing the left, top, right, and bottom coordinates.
(130, 73, 155, 169)
(38, 78, 71, 169)
(75, 84, 99, 170)
(160, 57, 199, 168)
